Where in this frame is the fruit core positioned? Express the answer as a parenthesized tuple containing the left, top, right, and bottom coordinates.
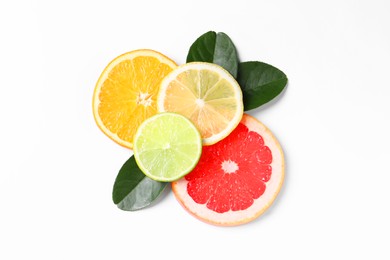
(137, 92, 152, 106)
(221, 160, 239, 174)
(163, 143, 171, 150)
(195, 98, 205, 108)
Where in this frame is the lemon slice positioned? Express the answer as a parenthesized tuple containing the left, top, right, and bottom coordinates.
(157, 62, 243, 145)
(133, 112, 202, 182)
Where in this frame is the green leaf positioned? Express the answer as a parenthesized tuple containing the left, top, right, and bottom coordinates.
(112, 155, 167, 211)
(186, 31, 239, 78)
(237, 61, 288, 111)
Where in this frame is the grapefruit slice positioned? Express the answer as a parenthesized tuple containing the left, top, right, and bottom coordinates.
(172, 113, 284, 226)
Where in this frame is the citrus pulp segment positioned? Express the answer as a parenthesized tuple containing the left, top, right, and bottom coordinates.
(133, 112, 202, 182)
(92, 49, 177, 149)
(172, 113, 284, 226)
(157, 62, 243, 145)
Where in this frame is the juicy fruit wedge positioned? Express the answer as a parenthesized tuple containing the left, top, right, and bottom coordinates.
(157, 62, 243, 145)
(133, 112, 202, 182)
(92, 49, 177, 149)
(172, 114, 284, 226)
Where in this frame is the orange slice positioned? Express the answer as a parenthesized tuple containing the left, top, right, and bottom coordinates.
(92, 49, 177, 149)
(157, 62, 243, 145)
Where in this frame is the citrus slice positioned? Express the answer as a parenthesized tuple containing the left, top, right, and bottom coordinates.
(172, 113, 284, 226)
(92, 49, 177, 149)
(133, 112, 202, 182)
(157, 62, 243, 145)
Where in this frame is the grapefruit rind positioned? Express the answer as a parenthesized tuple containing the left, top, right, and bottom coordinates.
(92, 49, 177, 149)
(172, 114, 284, 226)
(157, 62, 244, 146)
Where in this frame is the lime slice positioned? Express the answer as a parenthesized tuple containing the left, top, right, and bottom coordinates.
(133, 112, 202, 182)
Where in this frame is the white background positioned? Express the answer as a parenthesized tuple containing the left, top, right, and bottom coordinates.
(1, 0, 389, 259)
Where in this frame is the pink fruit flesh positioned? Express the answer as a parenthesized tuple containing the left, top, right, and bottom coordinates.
(185, 123, 273, 213)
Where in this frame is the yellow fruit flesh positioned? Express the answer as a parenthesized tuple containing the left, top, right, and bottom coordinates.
(162, 69, 239, 139)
